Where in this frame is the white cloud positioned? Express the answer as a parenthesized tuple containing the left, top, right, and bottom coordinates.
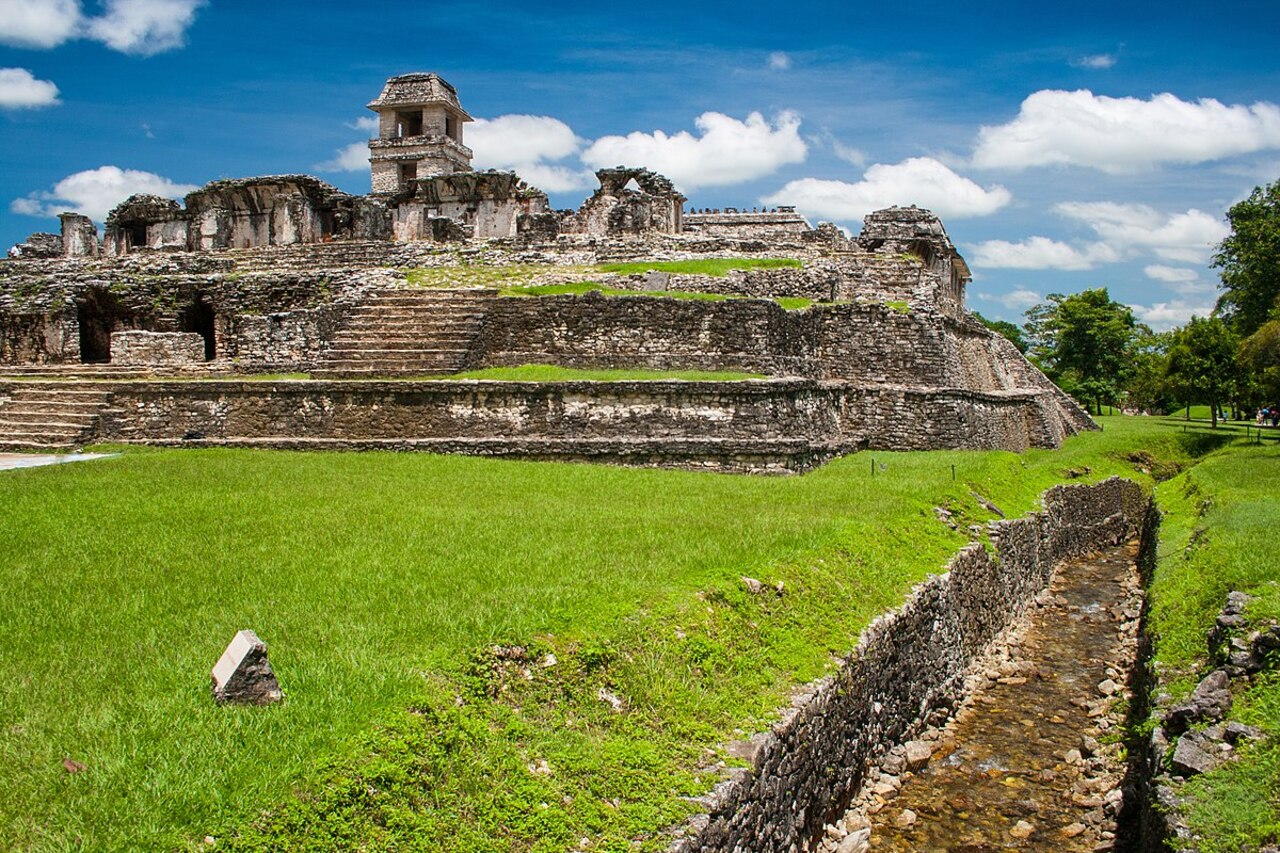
(972, 89, 1280, 172)
(967, 236, 1121, 270)
(1144, 264, 1217, 295)
(582, 110, 807, 192)
(832, 140, 867, 168)
(468, 114, 595, 193)
(1129, 300, 1217, 331)
(1143, 264, 1199, 283)
(0, 0, 81, 48)
(11, 165, 197, 221)
(762, 157, 1011, 222)
(1055, 201, 1228, 263)
(347, 115, 379, 133)
(977, 287, 1043, 311)
(1072, 54, 1116, 69)
(0, 67, 59, 108)
(85, 0, 204, 55)
(0, 0, 203, 55)
(316, 142, 369, 173)
(767, 51, 791, 71)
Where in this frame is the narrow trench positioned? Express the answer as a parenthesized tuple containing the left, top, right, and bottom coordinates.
(824, 540, 1148, 852)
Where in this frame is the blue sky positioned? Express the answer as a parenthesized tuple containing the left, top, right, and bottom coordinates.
(2, 0, 1279, 328)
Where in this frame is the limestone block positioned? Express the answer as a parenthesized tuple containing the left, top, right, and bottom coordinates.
(211, 629, 283, 705)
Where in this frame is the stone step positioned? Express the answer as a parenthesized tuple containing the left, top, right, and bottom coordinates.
(0, 423, 92, 440)
(0, 411, 99, 426)
(4, 388, 112, 400)
(329, 335, 476, 347)
(342, 309, 489, 321)
(0, 439, 78, 452)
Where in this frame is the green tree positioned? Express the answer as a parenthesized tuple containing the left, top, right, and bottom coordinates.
(1239, 318, 1280, 405)
(972, 311, 1029, 353)
(1024, 289, 1142, 415)
(1123, 330, 1175, 414)
(1166, 316, 1239, 427)
(1214, 178, 1280, 337)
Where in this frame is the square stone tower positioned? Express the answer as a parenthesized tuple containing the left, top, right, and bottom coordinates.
(367, 73, 474, 194)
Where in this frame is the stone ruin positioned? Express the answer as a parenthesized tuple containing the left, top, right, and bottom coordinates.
(0, 71, 1095, 472)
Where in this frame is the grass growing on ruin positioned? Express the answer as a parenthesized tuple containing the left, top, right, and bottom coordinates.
(432, 365, 765, 382)
(0, 416, 1226, 851)
(500, 282, 814, 310)
(595, 258, 801, 276)
(1148, 440, 1280, 851)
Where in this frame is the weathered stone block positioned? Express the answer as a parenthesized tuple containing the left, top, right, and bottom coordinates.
(211, 629, 283, 705)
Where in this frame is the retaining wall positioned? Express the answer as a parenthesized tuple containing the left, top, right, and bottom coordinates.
(63, 378, 1076, 470)
(666, 477, 1148, 851)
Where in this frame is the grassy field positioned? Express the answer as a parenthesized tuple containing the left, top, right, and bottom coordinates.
(498, 281, 814, 311)
(0, 416, 1250, 851)
(400, 258, 801, 291)
(1149, 438, 1280, 851)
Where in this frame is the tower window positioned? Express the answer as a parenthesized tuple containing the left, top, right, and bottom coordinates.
(396, 110, 423, 137)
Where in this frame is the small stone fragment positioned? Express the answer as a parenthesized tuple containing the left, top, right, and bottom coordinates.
(62, 757, 86, 773)
(1010, 820, 1035, 839)
(894, 808, 917, 828)
(740, 576, 763, 594)
(1171, 734, 1220, 777)
(1097, 678, 1119, 696)
(836, 828, 871, 853)
(903, 739, 933, 771)
(1061, 822, 1087, 837)
(211, 629, 282, 705)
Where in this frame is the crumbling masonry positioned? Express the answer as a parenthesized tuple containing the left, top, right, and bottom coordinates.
(0, 72, 1094, 471)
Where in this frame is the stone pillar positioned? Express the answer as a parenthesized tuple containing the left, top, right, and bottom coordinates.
(59, 213, 100, 257)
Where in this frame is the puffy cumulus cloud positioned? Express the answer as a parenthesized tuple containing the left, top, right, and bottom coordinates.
(767, 51, 791, 71)
(1129, 300, 1217, 332)
(1055, 201, 1229, 263)
(1144, 264, 1217, 295)
(0, 0, 81, 48)
(0, 67, 59, 108)
(1071, 54, 1116, 69)
(0, 0, 203, 55)
(967, 236, 1121, 270)
(467, 114, 595, 193)
(972, 90, 1280, 172)
(11, 165, 197, 221)
(86, 0, 205, 55)
(347, 115, 379, 133)
(582, 111, 807, 192)
(976, 287, 1043, 311)
(1143, 264, 1199, 283)
(316, 142, 369, 173)
(762, 157, 1011, 222)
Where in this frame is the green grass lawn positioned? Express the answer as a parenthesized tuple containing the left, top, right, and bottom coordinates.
(1149, 438, 1280, 851)
(498, 281, 814, 311)
(399, 258, 801, 291)
(0, 416, 1244, 850)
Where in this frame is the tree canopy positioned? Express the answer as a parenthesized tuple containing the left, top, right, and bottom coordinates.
(1214, 178, 1280, 337)
(1024, 289, 1141, 414)
(1165, 316, 1238, 427)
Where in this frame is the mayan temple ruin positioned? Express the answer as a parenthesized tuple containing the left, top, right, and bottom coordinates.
(0, 72, 1094, 472)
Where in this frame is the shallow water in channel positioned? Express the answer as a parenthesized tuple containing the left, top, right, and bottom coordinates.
(860, 542, 1140, 852)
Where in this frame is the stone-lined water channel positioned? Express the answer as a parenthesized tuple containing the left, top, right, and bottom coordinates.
(821, 541, 1143, 852)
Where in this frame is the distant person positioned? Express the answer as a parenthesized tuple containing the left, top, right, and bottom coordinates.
(1273, 408, 1280, 428)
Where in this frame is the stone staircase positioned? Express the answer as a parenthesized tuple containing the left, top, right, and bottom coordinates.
(0, 385, 112, 451)
(318, 288, 498, 377)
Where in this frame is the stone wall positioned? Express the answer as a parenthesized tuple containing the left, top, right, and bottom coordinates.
(110, 331, 206, 366)
(41, 376, 1076, 468)
(666, 477, 1148, 852)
